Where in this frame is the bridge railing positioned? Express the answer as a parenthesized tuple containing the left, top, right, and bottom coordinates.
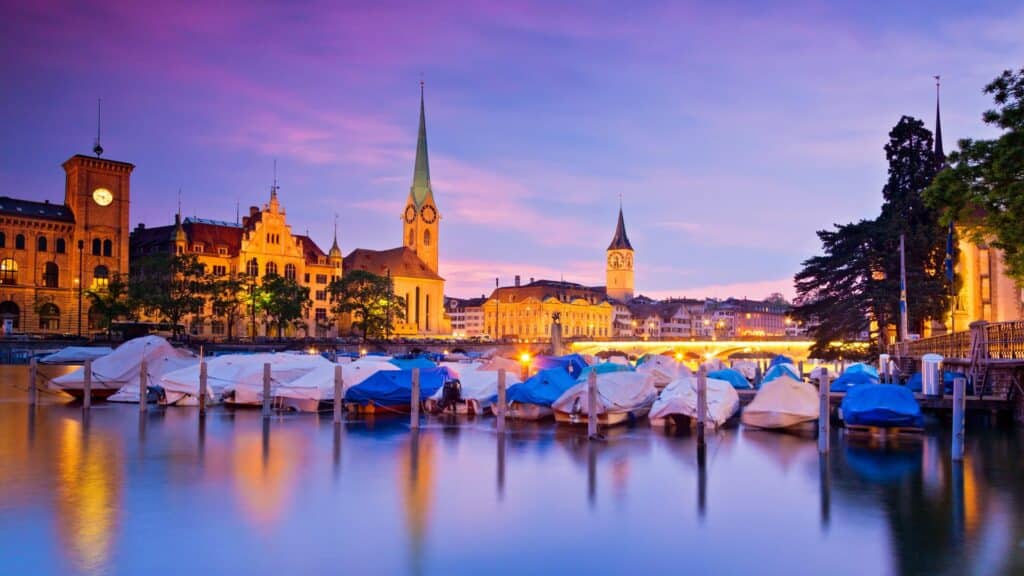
(895, 320, 1024, 361)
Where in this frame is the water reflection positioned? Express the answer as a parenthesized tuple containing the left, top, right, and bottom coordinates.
(495, 431, 506, 500)
(232, 421, 303, 530)
(818, 452, 831, 531)
(402, 430, 434, 576)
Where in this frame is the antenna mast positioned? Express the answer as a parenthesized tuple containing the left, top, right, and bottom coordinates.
(93, 98, 104, 157)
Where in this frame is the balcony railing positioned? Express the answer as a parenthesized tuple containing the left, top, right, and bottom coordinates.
(895, 320, 1024, 361)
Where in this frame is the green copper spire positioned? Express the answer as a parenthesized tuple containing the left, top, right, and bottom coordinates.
(410, 81, 433, 208)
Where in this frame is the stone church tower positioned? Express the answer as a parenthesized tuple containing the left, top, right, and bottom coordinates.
(606, 206, 634, 302)
(402, 83, 440, 275)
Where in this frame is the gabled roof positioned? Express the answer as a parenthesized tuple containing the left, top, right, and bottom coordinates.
(184, 219, 244, 256)
(295, 235, 330, 265)
(0, 197, 75, 222)
(608, 207, 632, 251)
(343, 247, 443, 281)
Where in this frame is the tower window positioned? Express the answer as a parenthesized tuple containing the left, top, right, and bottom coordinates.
(408, 229, 414, 247)
(92, 238, 101, 255)
(56, 238, 66, 253)
(0, 258, 18, 285)
(43, 262, 59, 288)
(15, 234, 25, 250)
(93, 265, 109, 289)
(423, 229, 431, 246)
(103, 239, 112, 257)
(37, 236, 47, 252)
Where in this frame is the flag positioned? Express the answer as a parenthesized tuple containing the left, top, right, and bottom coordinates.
(945, 220, 955, 282)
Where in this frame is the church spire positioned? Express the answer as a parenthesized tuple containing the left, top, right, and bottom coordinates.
(608, 205, 633, 251)
(410, 81, 433, 209)
(329, 213, 341, 257)
(934, 75, 945, 165)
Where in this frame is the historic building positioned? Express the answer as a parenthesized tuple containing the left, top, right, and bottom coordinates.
(130, 186, 341, 339)
(343, 85, 450, 336)
(445, 296, 486, 338)
(1, 154, 133, 335)
(606, 206, 635, 302)
(482, 279, 613, 341)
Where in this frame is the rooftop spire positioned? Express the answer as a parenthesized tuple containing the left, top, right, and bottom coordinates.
(934, 75, 945, 165)
(271, 158, 279, 202)
(93, 98, 104, 157)
(410, 81, 433, 208)
(608, 205, 633, 251)
(330, 212, 341, 255)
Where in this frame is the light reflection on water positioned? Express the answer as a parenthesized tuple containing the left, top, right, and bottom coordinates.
(1, 366, 1023, 575)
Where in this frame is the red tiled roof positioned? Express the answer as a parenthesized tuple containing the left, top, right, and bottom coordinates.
(343, 247, 443, 281)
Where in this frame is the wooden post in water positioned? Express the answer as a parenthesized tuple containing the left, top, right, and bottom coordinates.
(496, 369, 507, 434)
(952, 376, 966, 461)
(139, 360, 148, 412)
(333, 364, 343, 424)
(262, 362, 271, 419)
(696, 366, 707, 447)
(410, 368, 421, 429)
(798, 360, 805, 379)
(587, 369, 598, 438)
(28, 357, 38, 406)
(198, 360, 208, 415)
(83, 359, 92, 411)
(754, 363, 763, 387)
(818, 370, 830, 453)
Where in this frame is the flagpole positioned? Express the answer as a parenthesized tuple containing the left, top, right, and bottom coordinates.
(899, 233, 909, 342)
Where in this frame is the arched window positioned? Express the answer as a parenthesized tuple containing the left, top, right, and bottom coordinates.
(55, 238, 66, 253)
(0, 300, 20, 330)
(38, 302, 60, 331)
(423, 229, 431, 246)
(407, 229, 414, 246)
(92, 238, 101, 255)
(93, 265, 109, 289)
(43, 262, 58, 288)
(0, 259, 17, 285)
(284, 263, 296, 281)
(103, 239, 112, 257)
(265, 262, 278, 277)
(15, 234, 25, 250)
(246, 258, 259, 277)
(37, 236, 47, 252)
(0, 232, 5, 248)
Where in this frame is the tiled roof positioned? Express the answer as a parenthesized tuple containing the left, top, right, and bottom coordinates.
(185, 220, 244, 257)
(0, 197, 75, 222)
(344, 247, 443, 281)
(295, 235, 330, 265)
(490, 279, 607, 304)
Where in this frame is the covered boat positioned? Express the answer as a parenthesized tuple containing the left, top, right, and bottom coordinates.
(51, 336, 196, 401)
(344, 367, 455, 414)
(39, 346, 113, 364)
(389, 356, 437, 371)
(840, 384, 923, 428)
(271, 356, 399, 411)
(731, 360, 758, 381)
(636, 355, 688, 388)
(761, 362, 802, 385)
(649, 375, 740, 428)
(425, 363, 520, 415)
(740, 374, 819, 430)
(830, 366, 879, 393)
(505, 368, 577, 420)
(532, 354, 588, 379)
(552, 371, 657, 427)
(160, 352, 331, 408)
(708, 368, 752, 390)
(769, 354, 794, 368)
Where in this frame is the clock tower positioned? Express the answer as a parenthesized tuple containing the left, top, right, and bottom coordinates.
(401, 83, 440, 275)
(63, 154, 134, 283)
(606, 206, 634, 302)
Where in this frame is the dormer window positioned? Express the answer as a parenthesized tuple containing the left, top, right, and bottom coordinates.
(193, 244, 204, 253)
(218, 247, 228, 255)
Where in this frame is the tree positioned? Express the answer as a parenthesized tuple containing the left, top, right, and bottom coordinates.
(206, 273, 249, 341)
(131, 253, 207, 337)
(328, 270, 406, 342)
(258, 273, 311, 339)
(925, 68, 1024, 281)
(85, 273, 134, 338)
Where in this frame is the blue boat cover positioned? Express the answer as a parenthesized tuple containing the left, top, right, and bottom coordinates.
(906, 370, 968, 394)
(532, 354, 588, 379)
(506, 368, 577, 407)
(844, 362, 880, 379)
(840, 384, 923, 428)
(389, 356, 437, 370)
(708, 368, 751, 389)
(576, 362, 633, 381)
(345, 367, 453, 406)
(769, 355, 794, 368)
(830, 370, 879, 392)
(762, 363, 801, 385)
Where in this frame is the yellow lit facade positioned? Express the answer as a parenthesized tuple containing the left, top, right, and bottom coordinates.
(482, 281, 614, 340)
(950, 233, 1024, 330)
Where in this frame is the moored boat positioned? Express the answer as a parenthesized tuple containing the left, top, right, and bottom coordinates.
(344, 367, 454, 414)
(552, 371, 657, 428)
(649, 375, 740, 428)
(840, 383, 923, 429)
(503, 368, 577, 421)
(741, 374, 819, 430)
(51, 336, 196, 401)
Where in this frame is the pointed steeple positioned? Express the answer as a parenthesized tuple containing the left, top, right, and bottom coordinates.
(934, 75, 945, 165)
(410, 81, 433, 209)
(329, 213, 341, 258)
(608, 206, 633, 251)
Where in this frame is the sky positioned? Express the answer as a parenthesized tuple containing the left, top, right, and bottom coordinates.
(2, 1, 1021, 300)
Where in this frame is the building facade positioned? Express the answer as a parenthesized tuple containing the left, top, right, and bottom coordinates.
(1, 154, 133, 335)
(606, 207, 634, 303)
(482, 279, 613, 341)
(446, 296, 485, 338)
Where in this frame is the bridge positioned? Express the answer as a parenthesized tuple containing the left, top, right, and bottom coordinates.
(569, 339, 819, 362)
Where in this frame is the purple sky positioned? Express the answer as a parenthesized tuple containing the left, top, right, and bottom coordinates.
(2, 1, 1021, 299)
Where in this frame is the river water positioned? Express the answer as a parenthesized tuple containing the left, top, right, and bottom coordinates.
(0, 365, 1022, 575)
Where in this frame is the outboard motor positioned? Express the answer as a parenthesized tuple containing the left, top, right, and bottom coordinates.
(437, 379, 463, 412)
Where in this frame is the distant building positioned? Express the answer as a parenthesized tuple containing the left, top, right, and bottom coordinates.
(483, 279, 613, 341)
(606, 206, 635, 302)
(446, 296, 485, 338)
(1, 154, 133, 335)
(704, 297, 790, 338)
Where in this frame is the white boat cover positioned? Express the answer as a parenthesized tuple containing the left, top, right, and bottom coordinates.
(429, 362, 522, 409)
(637, 356, 690, 388)
(39, 346, 113, 364)
(608, 355, 631, 366)
(701, 358, 726, 373)
(650, 376, 740, 427)
(552, 371, 657, 416)
(479, 356, 521, 373)
(741, 374, 819, 429)
(731, 360, 758, 380)
(808, 365, 833, 383)
(161, 352, 331, 403)
(52, 336, 196, 393)
(273, 356, 399, 402)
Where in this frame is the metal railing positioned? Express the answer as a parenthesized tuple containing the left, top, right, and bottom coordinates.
(895, 320, 1024, 361)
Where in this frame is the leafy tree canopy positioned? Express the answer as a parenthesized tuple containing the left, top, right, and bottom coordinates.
(328, 269, 406, 342)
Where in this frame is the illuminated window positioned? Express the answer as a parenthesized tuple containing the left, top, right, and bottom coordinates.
(265, 262, 278, 277)
(38, 303, 60, 330)
(284, 263, 296, 281)
(246, 258, 259, 277)
(0, 259, 18, 285)
(93, 265, 109, 289)
(43, 262, 58, 288)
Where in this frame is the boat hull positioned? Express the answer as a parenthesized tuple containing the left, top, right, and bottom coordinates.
(741, 410, 817, 430)
(554, 403, 651, 428)
(506, 403, 552, 421)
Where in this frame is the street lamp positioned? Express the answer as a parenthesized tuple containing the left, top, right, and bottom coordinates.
(77, 239, 84, 338)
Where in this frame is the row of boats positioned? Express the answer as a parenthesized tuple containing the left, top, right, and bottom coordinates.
(43, 336, 925, 431)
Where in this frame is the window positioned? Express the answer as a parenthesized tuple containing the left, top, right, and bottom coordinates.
(315, 274, 328, 284)
(37, 236, 47, 252)
(212, 265, 227, 276)
(103, 239, 112, 257)
(0, 300, 20, 329)
(407, 229, 414, 246)
(315, 308, 327, 323)
(315, 290, 326, 302)
(43, 262, 58, 288)
(0, 259, 17, 285)
(423, 229, 431, 246)
(211, 321, 225, 335)
(218, 247, 228, 255)
(304, 273, 310, 283)
(193, 244, 204, 253)
(92, 238, 101, 255)
(0, 232, 4, 248)
(38, 303, 60, 331)
(15, 234, 25, 250)
(93, 265, 109, 289)
(265, 262, 277, 277)
(284, 263, 296, 281)
(246, 258, 259, 277)
(56, 238, 65, 253)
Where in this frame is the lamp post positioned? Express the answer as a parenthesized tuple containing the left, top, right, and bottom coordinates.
(77, 239, 84, 338)
(249, 274, 257, 340)
(385, 267, 391, 341)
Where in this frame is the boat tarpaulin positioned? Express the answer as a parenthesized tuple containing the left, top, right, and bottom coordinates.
(830, 369, 879, 392)
(649, 376, 739, 426)
(40, 346, 113, 364)
(708, 368, 752, 389)
(552, 371, 657, 416)
(769, 355, 794, 368)
(840, 384, 923, 428)
(741, 374, 819, 429)
(506, 368, 576, 407)
(345, 367, 454, 406)
(577, 362, 633, 381)
(762, 363, 801, 385)
(389, 356, 437, 371)
(532, 354, 588, 379)
(906, 370, 968, 394)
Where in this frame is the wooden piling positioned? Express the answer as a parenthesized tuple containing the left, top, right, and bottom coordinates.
(410, 367, 420, 429)
(696, 366, 707, 446)
(262, 362, 271, 419)
(198, 360, 208, 415)
(139, 360, 148, 412)
(798, 360, 805, 379)
(333, 364, 343, 424)
(587, 370, 598, 438)
(496, 369, 507, 434)
(83, 359, 92, 411)
(818, 370, 830, 453)
(952, 376, 966, 461)
(754, 363, 763, 387)
(28, 357, 38, 406)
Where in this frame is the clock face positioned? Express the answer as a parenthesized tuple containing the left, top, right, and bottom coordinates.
(92, 187, 113, 206)
(421, 204, 437, 224)
(404, 205, 417, 223)
(608, 253, 622, 269)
